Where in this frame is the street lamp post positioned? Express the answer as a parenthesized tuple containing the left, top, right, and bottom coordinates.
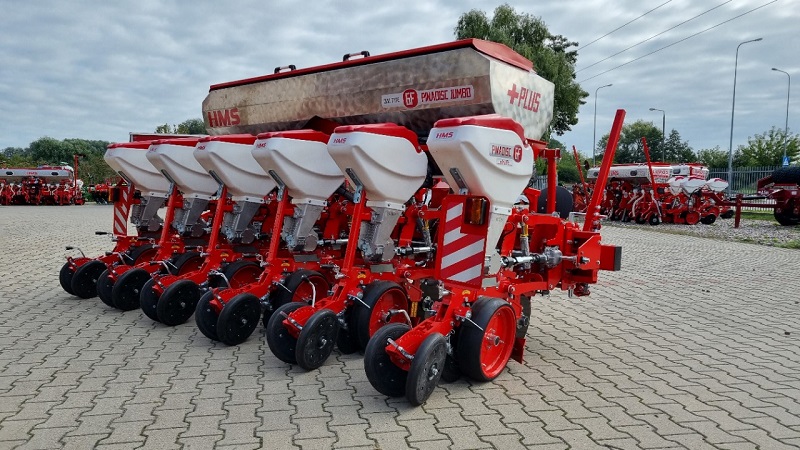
(649, 107, 666, 161)
(772, 68, 791, 164)
(593, 84, 612, 166)
(727, 38, 762, 194)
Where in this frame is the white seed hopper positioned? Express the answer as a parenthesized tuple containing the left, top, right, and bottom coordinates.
(193, 134, 272, 203)
(427, 114, 533, 253)
(104, 141, 171, 198)
(252, 130, 343, 205)
(146, 138, 219, 200)
(327, 124, 428, 210)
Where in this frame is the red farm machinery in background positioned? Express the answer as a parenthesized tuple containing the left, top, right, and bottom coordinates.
(577, 138, 732, 226)
(1, 154, 86, 206)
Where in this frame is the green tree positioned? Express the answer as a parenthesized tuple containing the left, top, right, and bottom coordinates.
(176, 118, 207, 134)
(735, 126, 799, 167)
(154, 118, 207, 135)
(454, 4, 586, 136)
(696, 146, 729, 168)
(596, 120, 663, 164)
(661, 129, 696, 163)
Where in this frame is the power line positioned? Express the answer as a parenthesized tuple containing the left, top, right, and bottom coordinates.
(577, 0, 732, 74)
(578, 0, 777, 84)
(577, 0, 673, 51)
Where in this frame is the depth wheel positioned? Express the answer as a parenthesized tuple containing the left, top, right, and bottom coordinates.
(264, 269, 329, 326)
(685, 211, 701, 225)
(364, 323, 411, 397)
(156, 280, 201, 326)
(296, 309, 340, 371)
(195, 291, 219, 341)
(139, 278, 161, 322)
(217, 293, 261, 346)
(648, 215, 660, 226)
(111, 268, 150, 311)
(169, 251, 204, 275)
(127, 244, 157, 265)
(59, 262, 76, 295)
(266, 302, 306, 364)
(220, 261, 262, 289)
(457, 297, 516, 382)
(71, 260, 106, 299)
(352, 281, 409, 350)
(97, 269, 115, 307)
(405, 333, 447, 406)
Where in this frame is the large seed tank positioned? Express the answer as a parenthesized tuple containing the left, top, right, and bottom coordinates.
(202, 39, 554, 141)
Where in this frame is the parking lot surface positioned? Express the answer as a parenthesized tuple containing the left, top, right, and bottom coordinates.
(1, 204, 799, 449)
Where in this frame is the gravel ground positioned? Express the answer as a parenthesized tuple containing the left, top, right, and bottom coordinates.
(605, 216, 800, 248)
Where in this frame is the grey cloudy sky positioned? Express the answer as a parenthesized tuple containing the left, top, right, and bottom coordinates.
(1, 0, 797, 159)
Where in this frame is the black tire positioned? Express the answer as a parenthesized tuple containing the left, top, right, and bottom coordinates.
(635, 215, 647, 225)
(456, 297, 516, 382)
(270, 269, 328, 308)
(774, 207, 800, 226)
(125, 244, 157, 266)
(336, 321, 360, 355)
(351, 281, 408, 351)
(59, 262, 76, 295)
(405, 333, 447, 406)
(156, 280, 201, 326)
(218, 261, 262, 289)
(263, 269, 328, 327)
(70, 260, 106, 299)
(266, 302, 306, 364)
(700, 214, 717, 225)
(97, 269, 115, 307)
(648, 215, 660, 226)
(169, 251, 204, 276)
(195, 291, 220, 341)
(536, 186, 574, 219)
(364, 323, 411, 397)
(771, 166, 800, 184)
(111, 268, 150, 311)
(295, 309, 340, 371)
(217, 293, 261, 346)
(139, 278, 161, 322)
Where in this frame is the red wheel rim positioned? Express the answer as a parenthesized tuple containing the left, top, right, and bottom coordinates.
(479, 305, 516, 379)
(177, 257, 204, 276)
(293, 275, 327, 303)
(228, 266, 262, 288)
(368, 288, 408, 336)
(685, 211, 700, 225)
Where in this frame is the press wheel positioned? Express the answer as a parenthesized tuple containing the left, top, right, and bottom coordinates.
(195, 291, 219, 341)
(139, 278, 161, 321)
(217, 293, 261, 346)
(71, 260, 106, 299)
(405, 333, 447, 406)
(156, 280, 201, 326)
(364, 323, 411, 397)
(96, 269, 115, 307)
(59, 262, 76, 295)
(266, 302, 306, 364)
(111, 268, 150, 311)
(296, 309, 340, 370)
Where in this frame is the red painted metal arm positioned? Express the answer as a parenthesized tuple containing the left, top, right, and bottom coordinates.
(583, 109, 626, 231)
(572, 145, 590, 207)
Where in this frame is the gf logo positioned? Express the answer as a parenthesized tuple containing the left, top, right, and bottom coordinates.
(513, 145, 523, 163)
(403, 89, 419, 108)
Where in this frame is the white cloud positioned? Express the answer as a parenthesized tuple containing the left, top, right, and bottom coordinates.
(0, 0, 797, 159)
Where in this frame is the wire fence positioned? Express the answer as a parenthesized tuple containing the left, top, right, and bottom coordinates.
(709, 166, 778, 213)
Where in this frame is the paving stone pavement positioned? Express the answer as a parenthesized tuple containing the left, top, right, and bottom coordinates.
(1, 204, 799, 449)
